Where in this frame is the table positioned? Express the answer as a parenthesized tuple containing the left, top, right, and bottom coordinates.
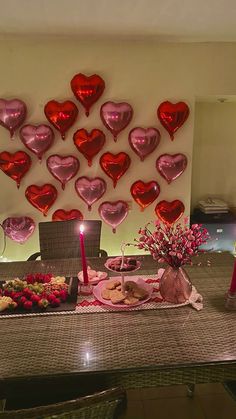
(0, 252, 236, 401)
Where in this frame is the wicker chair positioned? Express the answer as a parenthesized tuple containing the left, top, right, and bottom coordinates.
(28, 220, 108, 260)
(0, 387, 126, 418)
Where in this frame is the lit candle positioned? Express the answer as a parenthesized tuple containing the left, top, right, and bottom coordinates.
(229, 260, 236, 294)
(79, 224, 89, 285)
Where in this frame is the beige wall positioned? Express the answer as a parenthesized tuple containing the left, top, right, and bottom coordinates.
(0, 39, 236, 260)
(192, 101, 236, 210)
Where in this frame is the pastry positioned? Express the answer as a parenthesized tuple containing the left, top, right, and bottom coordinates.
(109, 289, 126, 304)
(106, 279, 121, 290)
(124, 296, 139, 305)
(101, 289, 111, 300)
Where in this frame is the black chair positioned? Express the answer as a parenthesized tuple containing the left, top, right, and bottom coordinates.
(0, 387, 126, 418)
(28, 219, 108, 260)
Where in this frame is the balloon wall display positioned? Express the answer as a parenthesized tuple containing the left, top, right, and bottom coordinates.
(157, 101, 189, 140)
(156, 153, 187, 184)
(98, 200, 129, 233)
(0, 150, 31, 188)
(2, 216, 35, 244)
(73, 128, 105, 166)
(52, 209, 83, 221)
(130, 180, 160, 211)
(128, 127, 161, 161)
(100, 152, 131, 188)
(0, 99, 27, 138)
(75, 177, 106, 211)
(20, 124, 54, 161)
(25, 184, 58, 216)
(71, 73, 105, 116)
(100, 101, 133, 141)
(46, 155, 80, 190)
(155, 200, 185, 225)
(44, 100, 78, 140)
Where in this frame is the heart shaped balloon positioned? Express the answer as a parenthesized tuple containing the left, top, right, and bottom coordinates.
(130, 180, 160, 211)
(100, 152, 131, 188)
(156, 153, 187, 184)
(98, 200, 129, 233)
(25, 184, 58, 216)
(73, 128, 105, 166)
(157, 101, 190, 140)
(0, 99, 27, 138)
(20, 124, 54, 161)
(0, 151, 31, 188)
(155, 200, 185, 226)
(52, 209, 83, 221)
(44, 100, 78, 140)
(100, 101, 133, 141)
(75, 177, 107, 211)
(71, 73, 105, 116)
(129, 127, 161, 161)
(2, 216, 35, 244)
(46, 155, 79, 190)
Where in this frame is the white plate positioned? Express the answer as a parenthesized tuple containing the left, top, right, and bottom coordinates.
(78, 270, 108, 285)
(104, 258, 141, 273)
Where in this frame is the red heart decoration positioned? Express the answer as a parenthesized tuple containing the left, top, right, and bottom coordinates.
(71, 73, 105, 116)
(156, 153, 187, 184)
(130, 180, 160, 211)
(0, 150, 31, 188)
(73, 129, 105, 166)
(100, 152, 131, 188)
(52, 209, 83, 222)
(98, 200, 129, 233)
(155, 200, 185, 226)
(44, 100, 78, 140)
(157, 101, 189, 140)
(25, 184, 58, 216)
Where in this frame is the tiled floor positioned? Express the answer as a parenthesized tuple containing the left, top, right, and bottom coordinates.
(119, 384, 236, 419)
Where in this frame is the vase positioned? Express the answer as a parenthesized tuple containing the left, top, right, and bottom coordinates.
(159, 266, 192, 304)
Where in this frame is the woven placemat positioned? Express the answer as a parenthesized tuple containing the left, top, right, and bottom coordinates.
(0, 274, 203, 318)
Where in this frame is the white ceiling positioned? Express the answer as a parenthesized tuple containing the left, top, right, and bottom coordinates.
(1, 0, 236, 42)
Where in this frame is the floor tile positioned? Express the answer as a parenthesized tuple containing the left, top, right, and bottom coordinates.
(198, 393, 236, 419)
(141, 385, 188, 400)
(143, 396, 205, 419)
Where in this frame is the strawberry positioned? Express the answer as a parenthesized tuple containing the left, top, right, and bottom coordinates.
(30, 294, 41, 304)
(19, 296, 27, 306)
(47, 293, 56, 303)
(59, 290, 68, 302)
(38, 298, 49, 309)
(50, 298, 60, 307)
(23, 300, 33, 310)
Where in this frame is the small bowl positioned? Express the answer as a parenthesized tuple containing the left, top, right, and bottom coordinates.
(78, 269, 108, 285)
(104, 257, 141, 274)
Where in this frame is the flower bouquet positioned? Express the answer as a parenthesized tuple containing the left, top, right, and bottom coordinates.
(134, 218, 209, 303)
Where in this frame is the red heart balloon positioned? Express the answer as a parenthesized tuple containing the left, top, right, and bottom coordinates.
(25, 184, 58, 216)
(73, 129, 105, 166)
(157, 101, 189, 140)
(71, 73, 105, 116)
(100, 152, 131, 188)
(130, 180, 160, 211)
(155, 200, 185, 226)
(0, 150, 31, 188)
(44, 100, 78, 140)
(52, 209, 83, 222)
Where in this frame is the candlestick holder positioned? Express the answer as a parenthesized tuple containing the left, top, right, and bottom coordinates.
(225, 291, 236, 310)
(78, 283, 93, 296)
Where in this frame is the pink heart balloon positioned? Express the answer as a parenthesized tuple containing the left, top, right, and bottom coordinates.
(129, 127, 161, 161)
(2, 216, 35, 244)
(100, 101, 133, 141)
(20, 124, 54, 161)
(75, 176, 107, 211)
(156, 153, 187, 184)
(0, 99, 27, 138)
(98, 200, 129, 233)
(47, 155, 80, 190)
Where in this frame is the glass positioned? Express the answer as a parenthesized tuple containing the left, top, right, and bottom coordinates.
(159, 266, 192, 304)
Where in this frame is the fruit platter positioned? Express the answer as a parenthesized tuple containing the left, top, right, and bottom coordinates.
(0, 273, 78, 315)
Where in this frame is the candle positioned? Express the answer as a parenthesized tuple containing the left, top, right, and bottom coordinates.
(79, 224, 89, 285)
(229, 260, 236, 294)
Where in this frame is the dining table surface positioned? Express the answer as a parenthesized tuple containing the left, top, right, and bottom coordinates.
(0, 252, 236, 399)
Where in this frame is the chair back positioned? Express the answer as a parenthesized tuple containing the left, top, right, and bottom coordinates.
(38, 219, 104, 259)
(0, 387, 126, 418)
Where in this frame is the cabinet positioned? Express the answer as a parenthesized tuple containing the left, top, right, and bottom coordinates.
(190, 209, 236, 254)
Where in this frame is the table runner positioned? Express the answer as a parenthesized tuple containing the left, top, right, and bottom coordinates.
(0, 272, 203, 318)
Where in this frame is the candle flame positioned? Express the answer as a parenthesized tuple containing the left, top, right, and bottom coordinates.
(80, 224, 84, 233)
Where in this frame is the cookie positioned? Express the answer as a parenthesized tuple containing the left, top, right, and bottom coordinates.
(124, 296, 139, 305)
(101, 289, 111, 300)
(110, 289, 126, 304)
(106, 280, 121, 290)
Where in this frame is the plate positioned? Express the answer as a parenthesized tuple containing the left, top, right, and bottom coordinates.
(78, 269, 108, 285)
(93, 277, 153, 308)
(104, 258, 141, 273)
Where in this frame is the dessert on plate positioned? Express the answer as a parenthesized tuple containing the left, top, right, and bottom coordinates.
(105, 256, 139, 272)
(78, 266, 108, 285)
(101, 278, 149, 305)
